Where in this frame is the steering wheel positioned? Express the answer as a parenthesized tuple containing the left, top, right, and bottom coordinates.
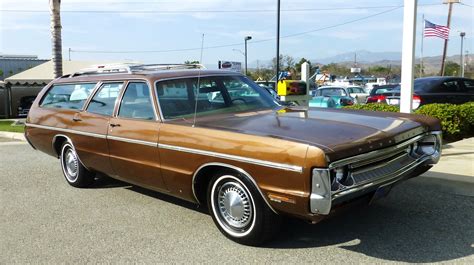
(231, 98, 247, 104)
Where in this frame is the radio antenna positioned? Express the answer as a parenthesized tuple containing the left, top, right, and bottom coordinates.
(192, 33, 205, 128)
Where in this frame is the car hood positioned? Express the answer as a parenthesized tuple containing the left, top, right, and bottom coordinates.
(174, 107, 436, 161)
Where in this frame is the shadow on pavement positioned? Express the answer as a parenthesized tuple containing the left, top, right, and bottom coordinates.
(89, 174, 131, 189)
(90, 170, 473, 263)
(266, 173, 474, 263)
(88, 174, 208, 214)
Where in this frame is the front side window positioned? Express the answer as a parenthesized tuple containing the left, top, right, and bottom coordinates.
(87, 83, 123, 116)
(118, 82, 155, 120)
(464, 80, 474, 92)
(40, 83, 96, 110)
(156, 75, 277, 120)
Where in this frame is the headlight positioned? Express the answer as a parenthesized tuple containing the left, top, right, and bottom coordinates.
(330, 166, 353, 190)
(412, 134, 439, 157)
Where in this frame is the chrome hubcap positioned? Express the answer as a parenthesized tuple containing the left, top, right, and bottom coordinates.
(63, 147, 78, 182)
(217, 182, 252, 229)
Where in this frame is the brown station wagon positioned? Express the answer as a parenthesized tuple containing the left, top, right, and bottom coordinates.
(25, 64, 442, 245)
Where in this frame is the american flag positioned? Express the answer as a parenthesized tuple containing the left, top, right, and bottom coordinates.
(424, 20, 450, 40)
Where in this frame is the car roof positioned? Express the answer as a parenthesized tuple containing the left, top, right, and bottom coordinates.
(318, 86, 345, 89)
(53, 69, 241, 84)
(415, 76, 465, 82)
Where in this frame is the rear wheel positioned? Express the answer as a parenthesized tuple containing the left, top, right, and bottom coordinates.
(60, 141, 94, 188)
(207, 171, 281, 246)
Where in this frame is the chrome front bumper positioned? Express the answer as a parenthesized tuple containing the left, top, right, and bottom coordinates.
(310, 131, 442, 215)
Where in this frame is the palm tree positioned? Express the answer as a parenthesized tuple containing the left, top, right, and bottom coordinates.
(49, 0, 62, 78)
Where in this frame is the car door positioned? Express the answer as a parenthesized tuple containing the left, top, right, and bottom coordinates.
(107, 81, 166, 190)
(429, 79, 465, 104)
(72, 82, 123, 175)
(461, 79, 474, 103)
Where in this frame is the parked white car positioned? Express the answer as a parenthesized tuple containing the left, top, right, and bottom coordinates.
(346, 86, 369, 104)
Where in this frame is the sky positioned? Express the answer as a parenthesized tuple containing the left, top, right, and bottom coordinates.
(0, 0, 473, 69)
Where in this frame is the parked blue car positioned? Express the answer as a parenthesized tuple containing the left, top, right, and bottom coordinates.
(309, 86, 355, 108)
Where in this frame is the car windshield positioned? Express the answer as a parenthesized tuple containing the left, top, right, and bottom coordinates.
(156, 75, 279, 120)
(371, 85, 398, 95)
(348, 87, 365, 93)
(318, 87, 347, 97)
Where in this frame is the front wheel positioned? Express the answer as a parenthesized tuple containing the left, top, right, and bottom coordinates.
(207, 172, 281, 246)
(60, 141, 94, 188)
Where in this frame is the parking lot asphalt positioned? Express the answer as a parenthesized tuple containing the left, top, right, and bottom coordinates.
(1, 139, 473, 264)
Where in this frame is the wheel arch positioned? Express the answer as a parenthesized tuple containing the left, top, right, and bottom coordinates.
(52, 134, 72, 158)
(52, 134, 92, 172)
(192, 162, 277, 214)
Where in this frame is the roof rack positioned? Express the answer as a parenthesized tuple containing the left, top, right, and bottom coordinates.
(68, 63, 206, 78)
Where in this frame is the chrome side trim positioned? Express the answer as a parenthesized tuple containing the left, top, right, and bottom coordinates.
(27, 123, 158, 147)
(25, 123, 301, 172)
(191, 162, 278, 214)
(159, 143, 303, 173)
(26, 123, 106, 139)
(107, 135, 157, 147)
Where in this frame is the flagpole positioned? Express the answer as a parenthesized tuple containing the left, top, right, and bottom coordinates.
(420, 14, 424, 77)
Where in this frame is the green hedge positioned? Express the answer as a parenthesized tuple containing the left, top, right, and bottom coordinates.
(344, 102, 474, 140)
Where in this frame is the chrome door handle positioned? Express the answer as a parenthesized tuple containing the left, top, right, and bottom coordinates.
(72, 117, 82, 122)
(110, 123, 121, 127)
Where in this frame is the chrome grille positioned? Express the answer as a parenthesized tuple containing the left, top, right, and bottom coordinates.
(351, 152, 416, 185)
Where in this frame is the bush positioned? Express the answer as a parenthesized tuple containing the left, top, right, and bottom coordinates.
(344, 104, 399, 112)
(416, 104, 463, 138)
(344, 102, 474, 140)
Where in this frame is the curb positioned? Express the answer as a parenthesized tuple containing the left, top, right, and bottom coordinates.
(0, 131, 26, 141)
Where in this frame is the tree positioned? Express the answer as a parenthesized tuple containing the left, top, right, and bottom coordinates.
(414, 64, 424, 78)
(366, 65, 391, 76)
(271, 54, 284, 72)
(283, 55, 295, 71)
(320, 63, 350, 76)
(184, 60, 200, 64)
(248, 68, 274, 81)
(0, 69, 3, 78)
(444, 61, 460, 76)
(294, 58, 315, 79)
(50, 0, 63, 78)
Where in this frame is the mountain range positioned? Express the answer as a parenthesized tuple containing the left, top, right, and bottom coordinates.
(249, 50, 472, 74)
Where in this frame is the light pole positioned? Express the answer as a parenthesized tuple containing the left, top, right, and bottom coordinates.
(276, 0, 281, 82)
(244, 36, 252, 76)
(460, 32, 465, 77)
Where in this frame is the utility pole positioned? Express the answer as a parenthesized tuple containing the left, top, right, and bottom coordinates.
(275, 0, 281, 83)
(440, 0, 459, 76)
(244, 36, 252, 76)
(68, 48, 71, 61)
(460, 32, 465, 77)
(49, 0, 63, 78)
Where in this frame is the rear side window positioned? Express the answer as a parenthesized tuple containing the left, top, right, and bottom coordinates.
(40, 83, 96, 110)
(87, 83, 123, 116)
(118, 82, 155, 120)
